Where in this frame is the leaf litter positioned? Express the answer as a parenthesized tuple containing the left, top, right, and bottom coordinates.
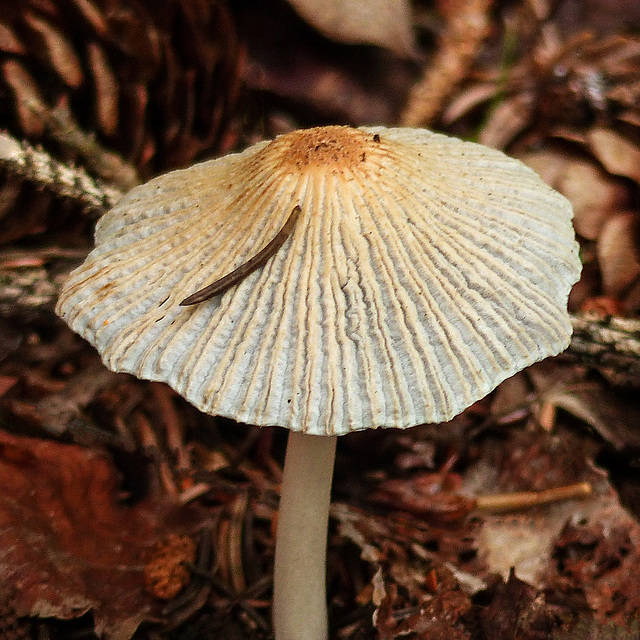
(0, 0, 640, 638)
(0, 428, 209, 639)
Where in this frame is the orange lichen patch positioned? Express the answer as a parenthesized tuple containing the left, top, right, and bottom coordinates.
(266, 125, 383, 171)
(144, 534, 197, 601)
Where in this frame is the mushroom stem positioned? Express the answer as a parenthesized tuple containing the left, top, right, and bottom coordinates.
(273, 431, 338, 640)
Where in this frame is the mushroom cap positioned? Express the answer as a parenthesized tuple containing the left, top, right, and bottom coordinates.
(57, 126, 581, 436)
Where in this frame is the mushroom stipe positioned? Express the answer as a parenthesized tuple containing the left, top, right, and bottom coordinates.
(180, 204, 302, 306)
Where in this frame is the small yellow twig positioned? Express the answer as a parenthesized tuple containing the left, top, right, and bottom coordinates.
(475, 481, 593, 512)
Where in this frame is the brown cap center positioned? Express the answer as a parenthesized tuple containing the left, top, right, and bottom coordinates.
(268, 126, 380, 172)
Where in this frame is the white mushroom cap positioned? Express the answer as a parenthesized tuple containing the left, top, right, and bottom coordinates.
(56, 126, 581, 436)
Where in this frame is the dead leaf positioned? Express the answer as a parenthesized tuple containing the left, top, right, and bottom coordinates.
(0, 429, 208, 639)
(597, 212, 640, 298)
(478, 93, 534, 149)
(402, 0, 492, 126)
(372, 472, 476, 525)
(521, 152, 631, 240)
(480, 569, 565, 640)
(239, 1, 414, 127)
(544, 494, 640, 624)
(465, 414, 640, 625)
(558, 160, 630, 241)
(373, 569, 472, 640)
(554, 617, 640, 639)
(87, 41, 119, 137)
(521, 149, 572, 192)
(24, 12, 83, 89)
(334, 501, 482, 639)
(2, 60, 46, 136)
(285, 0, 415, 57)
(536, 379, 640, 453)
(588, 128, 640, 183)
(0, 22, 26, 55)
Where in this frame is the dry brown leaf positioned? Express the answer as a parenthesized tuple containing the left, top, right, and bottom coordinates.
(372, 472, 476, 525)
(87, 41, 119, 137)
(285, 0, 415, 57)
(2, 60, 46, 136)
(597, 212, 640, 298)
(558, 160, 630, 241)
(520, 149, 571, 192)
(0, 22, 25, 55)
(588, 128, 640, 183)
(441, 81, 497, 125)
(529, 360, 640, 448)
(239, 3, 414, 126)
(445, 29, 640, 157)
(463, 423, 603, 587)
(0, 429, 208, 639)
(474, 485, 606, 588)
(376, 580, 472, 640)
(466, 407, 640, 626)
(479, 569, 563, 640)
(521, 152, 631, 240)
(334, 500, 482, 639)
(539, 380, 640, 452)
(544, 493, 640, 624)
(478, 94, 533, 149)
(554, 617, 640, 640)
(334, 501, 482, 589)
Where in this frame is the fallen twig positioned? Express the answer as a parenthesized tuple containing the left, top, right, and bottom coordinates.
(401, 0, 493, 126)
(0, 131, 123, 213)
(568, 313, 640, 382)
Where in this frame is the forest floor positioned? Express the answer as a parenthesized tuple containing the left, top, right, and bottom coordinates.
(1, 0, 640, 638)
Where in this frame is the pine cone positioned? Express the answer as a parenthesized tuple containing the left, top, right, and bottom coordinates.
(0, 0, 240, 247)
(1, 0, 240, 176)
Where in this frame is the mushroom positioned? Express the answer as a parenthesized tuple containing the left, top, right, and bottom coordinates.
(56, 126, 581, 640)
